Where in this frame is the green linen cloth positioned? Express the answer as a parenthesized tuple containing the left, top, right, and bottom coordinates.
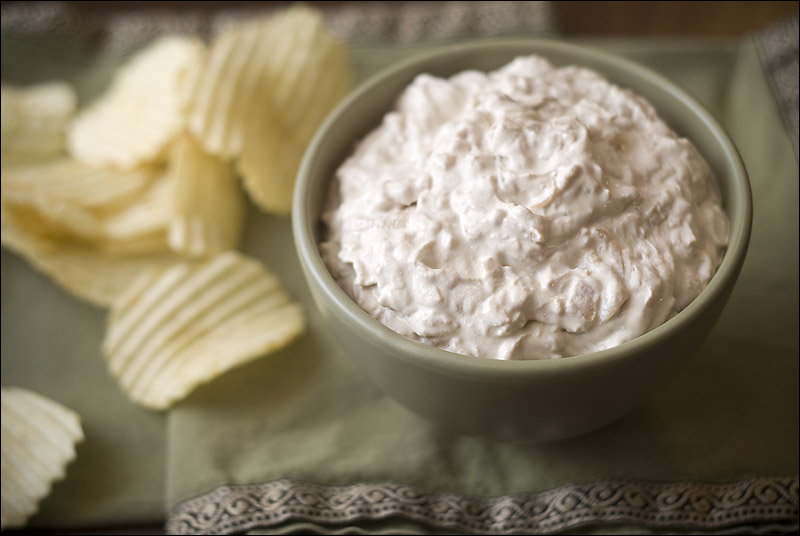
(1, 250, 166, 527)
(1, 8, 798, 535)
(163, 37, 799, 534)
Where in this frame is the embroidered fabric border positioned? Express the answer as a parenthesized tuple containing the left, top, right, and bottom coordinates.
(166, 476, 799, 535)
(755, 15, 799, 156)
(0, 1, 556, 54)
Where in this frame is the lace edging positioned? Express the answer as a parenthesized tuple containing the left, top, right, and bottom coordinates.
(755, 15, 799, 155)
(1, 1, 556, 54)
(166, 476, 799, 535)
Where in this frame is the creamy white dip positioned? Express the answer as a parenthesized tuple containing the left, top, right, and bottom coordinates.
(320, 56, 729, 360)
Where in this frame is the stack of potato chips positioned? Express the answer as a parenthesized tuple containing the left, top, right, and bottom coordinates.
(1, 6, 352, 528)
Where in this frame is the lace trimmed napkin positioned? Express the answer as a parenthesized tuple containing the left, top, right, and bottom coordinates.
(755, 16, 799, 156)
(0, 1, 556, 52)
(167, 477, 798, 535)
(161, 12, 799, 536)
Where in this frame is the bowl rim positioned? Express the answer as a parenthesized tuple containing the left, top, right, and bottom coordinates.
(292, 37, 752, 382)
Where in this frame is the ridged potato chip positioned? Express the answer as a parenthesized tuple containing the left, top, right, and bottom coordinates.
(1, 82, 77, 166)
(103, 251, 305, 410)
(0, 387, 84, 530)
(1, 194, 102, 243)
(1, 158, 155, 210)
(235, 103, 302, 216)
(1, 159, 163, 245)
(100, 171, 173, 249)
(237, 6, 352, 215)
(167, 133, 245, 256)
(184, 19, 266, 160)
(68, 36, 206, 169)
(186, 5, 353, 214)
(1, 200, 178, 306)
(2, 161, 173, 254)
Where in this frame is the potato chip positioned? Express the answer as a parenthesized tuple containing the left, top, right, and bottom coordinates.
(184, 18, 266, 159)
(235, 105, 302, 216)
(167, 133, 245, 256)
(2, 200, 178, 306)
(101, 171, 173, 246)
(2, 191, 102, 242)
(1, 82, 77, 166)
(236, 6, 353, 214)
(264, 8, 353, 144)
(0, 387, 84, 530)
(1, 159, 162, 245)
(2, 167, 173, 257)
(103, 251, 305, 409)
(185, 5, 353, 214)
(1, 158, 155, 210)
(68, 36, 206, 169)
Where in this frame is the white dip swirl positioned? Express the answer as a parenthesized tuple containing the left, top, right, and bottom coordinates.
(320, 56, 729, 360)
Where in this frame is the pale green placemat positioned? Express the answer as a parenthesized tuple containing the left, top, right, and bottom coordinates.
(164, 37, 798, 535)
(1, 250, 167, 527)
